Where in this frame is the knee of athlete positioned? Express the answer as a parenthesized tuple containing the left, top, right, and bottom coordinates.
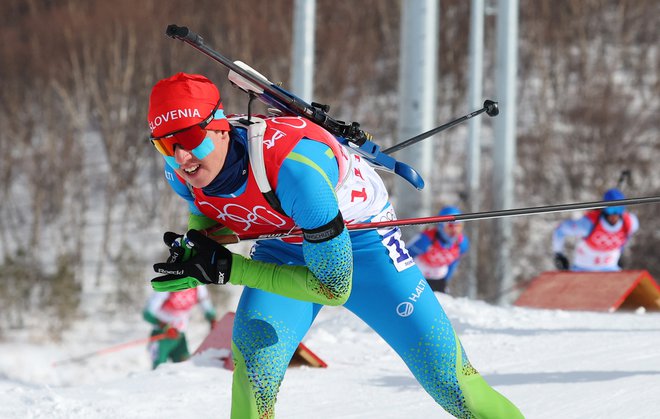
(303, 228, 353, 305)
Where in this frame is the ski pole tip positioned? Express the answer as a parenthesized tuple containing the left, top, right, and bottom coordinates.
(165, 25, 203, 44)
(484, 100, 499, 117)
(165, 24, 185, 38)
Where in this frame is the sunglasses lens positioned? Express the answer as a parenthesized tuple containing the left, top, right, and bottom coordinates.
(151, 125, 207, 157)
(173, 125, 207, 148)
(151, 138, 175, 156)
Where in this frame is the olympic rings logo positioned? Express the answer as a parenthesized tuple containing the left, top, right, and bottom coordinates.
(198, 201, 289, 232)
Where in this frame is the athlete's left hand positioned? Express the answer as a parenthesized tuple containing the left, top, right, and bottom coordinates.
(152, 229, 233, 291)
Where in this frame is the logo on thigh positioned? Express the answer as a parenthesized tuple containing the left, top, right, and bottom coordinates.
(395, 278, 426, 317)
(396, 302, 414, 317)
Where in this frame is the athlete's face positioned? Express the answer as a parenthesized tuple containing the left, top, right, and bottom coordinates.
(604, 214, 621, 226)
(172, 130, 230, 188)
(443, 222, 463, 237)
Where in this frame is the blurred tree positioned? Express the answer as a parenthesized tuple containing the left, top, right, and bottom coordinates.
(0, 0, 657, 327)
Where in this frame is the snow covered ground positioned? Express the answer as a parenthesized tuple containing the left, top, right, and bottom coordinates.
(1, 292, 659, 419)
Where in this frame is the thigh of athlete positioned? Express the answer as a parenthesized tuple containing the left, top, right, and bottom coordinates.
(345, 229, 522, 418)
(230, 242, 322, 419)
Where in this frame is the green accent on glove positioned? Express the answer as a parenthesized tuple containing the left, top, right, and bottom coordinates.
(151, 276, 204, 292)
(177, 238, 195, 261)
(152, 229, 233, 290)
(228, 254, 350, 306)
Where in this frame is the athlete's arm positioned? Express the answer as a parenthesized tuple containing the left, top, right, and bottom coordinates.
(228, 139, 352, 305)
(278, 139, 352, 302)
(142, 292, 171, 325)
(628, 213, 640, 235)
(444, 235, 470, 281)
(407, 231, 433, 258)
(552, 217, 593, 253)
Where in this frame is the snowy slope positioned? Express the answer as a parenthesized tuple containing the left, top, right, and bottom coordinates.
(1, 293, 659, 419)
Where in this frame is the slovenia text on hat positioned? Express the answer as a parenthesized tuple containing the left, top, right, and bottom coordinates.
(148, 72, 230, 137)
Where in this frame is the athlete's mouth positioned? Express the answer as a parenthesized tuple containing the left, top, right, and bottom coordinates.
(184, 164, 200, 175)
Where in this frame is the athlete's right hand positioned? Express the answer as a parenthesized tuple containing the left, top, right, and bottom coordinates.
(151, 230, 233, 292)
(553, 252, 570, 270)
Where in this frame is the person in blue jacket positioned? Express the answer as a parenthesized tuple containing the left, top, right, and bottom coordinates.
(408, 206, 470, 293)
(146, 72, 522, 419)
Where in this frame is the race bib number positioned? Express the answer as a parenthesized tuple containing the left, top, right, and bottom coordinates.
(574, 240, 620, 270)
(374, 206, 414, 272)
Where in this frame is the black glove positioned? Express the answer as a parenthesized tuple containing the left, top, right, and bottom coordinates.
(162, 231, 192, 263)
(152, 229, 232, 292)
(553, 252, 570, 270)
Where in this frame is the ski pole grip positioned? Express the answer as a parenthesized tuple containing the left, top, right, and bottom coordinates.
(166, 24, 203, 44)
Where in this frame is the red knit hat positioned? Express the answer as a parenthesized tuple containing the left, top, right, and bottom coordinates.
(148, 73, 230, 137)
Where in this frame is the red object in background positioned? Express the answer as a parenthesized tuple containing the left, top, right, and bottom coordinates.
(514, 270, 660, 312)
(194, 311, 328, 370)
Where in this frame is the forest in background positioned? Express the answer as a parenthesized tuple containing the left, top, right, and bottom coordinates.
(0, 0, 658, 337)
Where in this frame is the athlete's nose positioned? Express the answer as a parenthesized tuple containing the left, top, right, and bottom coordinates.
(174, 145, 194, 165)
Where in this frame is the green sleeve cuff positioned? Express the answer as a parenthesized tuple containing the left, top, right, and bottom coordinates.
(229, 253, 350, 306)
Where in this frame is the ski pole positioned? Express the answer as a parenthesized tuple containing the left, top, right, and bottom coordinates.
(52, 328, 179, 367)
(205, 195, 660, 244)
(616, 169, 631, 190)
(382, 100, 499, 154)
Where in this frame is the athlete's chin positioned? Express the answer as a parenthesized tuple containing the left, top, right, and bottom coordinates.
(181, 170, 214, 189)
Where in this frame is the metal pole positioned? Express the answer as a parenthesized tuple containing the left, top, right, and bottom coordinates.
(396, 0, 439, 223)
(493, 0, 519, 304)
(465, 0, 485, 299)
(291, 0, 316, 101)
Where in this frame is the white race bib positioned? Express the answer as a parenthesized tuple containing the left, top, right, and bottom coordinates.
(373, 206, 415, 272)
(574, 240, 621, 270)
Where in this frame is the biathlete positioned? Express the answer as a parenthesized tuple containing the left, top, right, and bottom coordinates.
(147, 72, 523, 418)
(408, 206, 470, 293)
(553, 188, 638, 271)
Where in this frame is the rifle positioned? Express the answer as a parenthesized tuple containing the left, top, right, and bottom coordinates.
(165, 24, 427, 190)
